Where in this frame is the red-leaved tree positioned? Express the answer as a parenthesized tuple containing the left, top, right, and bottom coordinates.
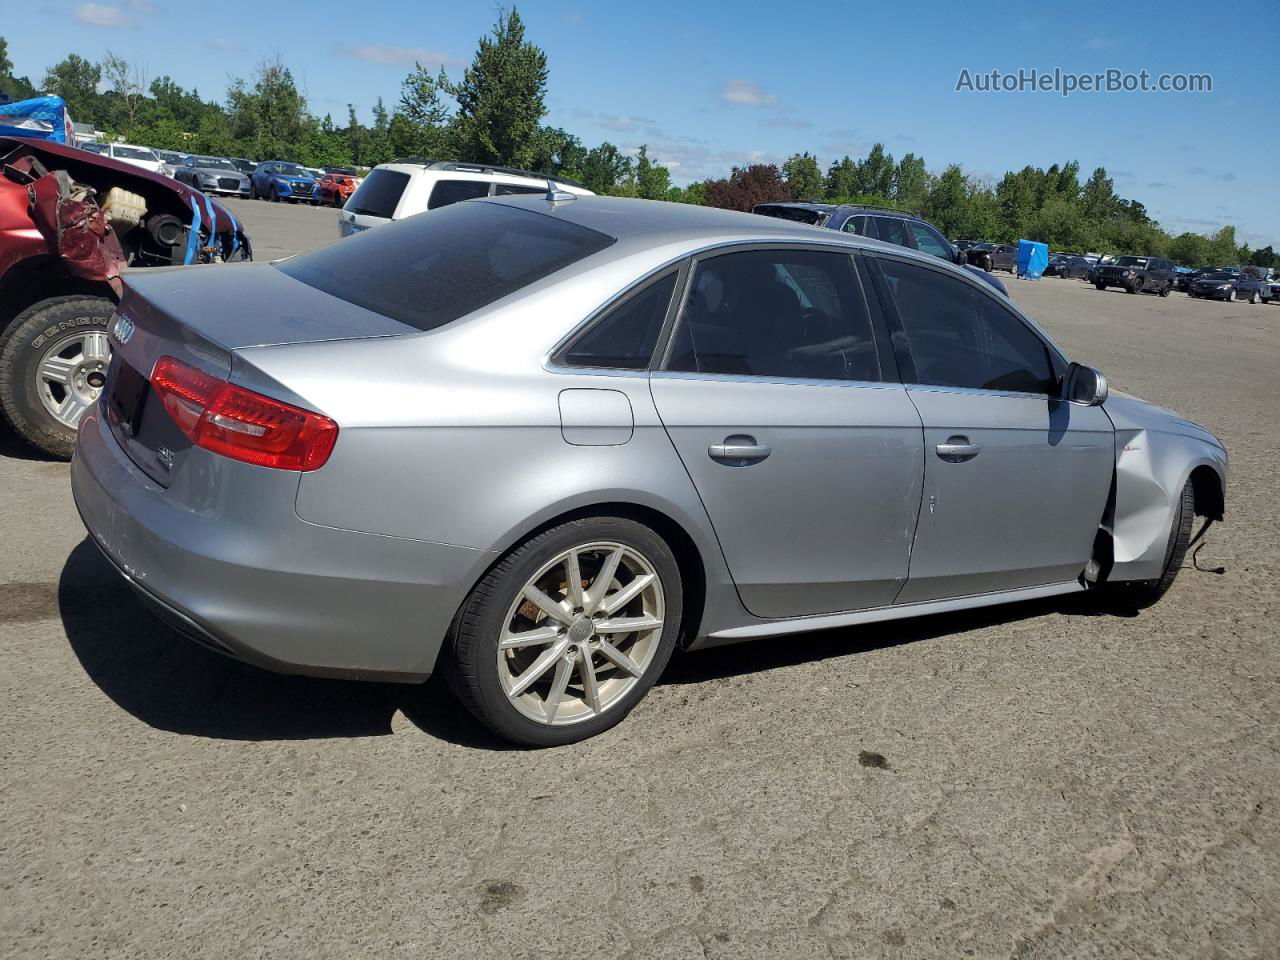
(702, 164, 792, 212)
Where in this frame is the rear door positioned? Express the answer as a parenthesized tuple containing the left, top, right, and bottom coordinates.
(868, 254, 1113, 603)
(650, 246, 924, 619)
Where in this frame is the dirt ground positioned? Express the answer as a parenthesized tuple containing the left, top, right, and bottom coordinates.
(2, 203, 1277, 959)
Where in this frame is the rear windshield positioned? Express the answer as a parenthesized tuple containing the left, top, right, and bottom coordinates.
(277, 201, 616, 331)
(754, 205, 824, 225)
(346, 169, 410, 219)
(114, 145, 157, 161)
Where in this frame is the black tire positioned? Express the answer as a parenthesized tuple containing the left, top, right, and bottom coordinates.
(269, 185, 279, 203)
(0, 295, 114, 459)
(1126, 280, 1140, 294)
(1095, 282, 1106, 291)
(1248, 291, 1258, 304)
(446, 516, 683, 747)
(1101, 480, 1195, 610)
(1159, 283, 1170, 297)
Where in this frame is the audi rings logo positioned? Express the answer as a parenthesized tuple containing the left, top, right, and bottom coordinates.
(112, 314, 135, 345)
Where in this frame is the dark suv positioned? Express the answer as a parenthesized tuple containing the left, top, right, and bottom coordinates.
(1093, 255, 1175, 296)
(752, 202, 1009, 295)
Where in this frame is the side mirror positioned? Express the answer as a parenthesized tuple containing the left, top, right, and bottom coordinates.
(954, 247, 967, 266)
(1064, 362, 1108, 406)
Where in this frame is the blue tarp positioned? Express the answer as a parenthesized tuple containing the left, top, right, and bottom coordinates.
(0, 95, 75, 144)
(1016, 239, 1049, 280)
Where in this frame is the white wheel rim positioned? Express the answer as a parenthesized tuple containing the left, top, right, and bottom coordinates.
(497, 541, 665, 726)
(36, 330, 111, 429)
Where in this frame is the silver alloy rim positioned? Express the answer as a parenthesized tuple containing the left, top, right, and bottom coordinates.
(497, 541, 665, 726)
(36, 330, 111, 429)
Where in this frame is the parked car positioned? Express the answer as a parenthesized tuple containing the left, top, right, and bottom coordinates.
(80, 141, 107, 155)
(153, 149, 184, 177)
(0, 134, 250, 457)
(100, 142, 166, 175)
(952, 239, 979, 253)
(1188, 270, 1267, 302)
(965, 242, 1017, 273)
(337, 160, 592, 236)
(71, 194, 1225, 746)
(1093, 255, 1175, 296)
(1046, 255, 1091, 279)
(230, 157, 257, 175)
(304, 167, 325, 181)
(250, 161, 318, 203)
(752, 202, 1009, 295)
(173, 155, 251, 198)
(314, 171, 360, 208)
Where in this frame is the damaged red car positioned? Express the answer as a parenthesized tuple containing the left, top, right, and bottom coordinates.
(0, 136, 251, 458)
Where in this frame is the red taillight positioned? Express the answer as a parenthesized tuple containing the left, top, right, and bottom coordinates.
(150, 356, 338, 471)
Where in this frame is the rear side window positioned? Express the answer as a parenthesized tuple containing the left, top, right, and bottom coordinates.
(561, 273, 677, 369)
(665, 249, 880, 382)
(874, 217, 911, 248)
(877, 259, 1055, 394)
(755, 205, 824, 225)
(907, 222, 953, 261)
(842, 215, 871, 236)
(494, 183, 546, 196)
(278, 202, 616, 332)
(347, 169, 410, 219)
(428, 179, 492, 209)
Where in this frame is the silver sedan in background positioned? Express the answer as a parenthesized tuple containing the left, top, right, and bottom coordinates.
(172, 155, 251, 198)
(72, 195, 1227, 746)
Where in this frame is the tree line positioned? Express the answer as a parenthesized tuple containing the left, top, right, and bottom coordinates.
(0, 18, 1271, 268)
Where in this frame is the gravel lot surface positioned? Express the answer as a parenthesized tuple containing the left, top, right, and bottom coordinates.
(2, 203, 1276, 959)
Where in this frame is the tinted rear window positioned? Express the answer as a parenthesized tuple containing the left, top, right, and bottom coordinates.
(346, 169, 410, 219)
(277, 202, 616, 331)
(754, 205, 824, 225)
(428, 179, 492, 209)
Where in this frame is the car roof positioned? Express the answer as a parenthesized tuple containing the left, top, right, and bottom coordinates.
(473, 193, 934, 262)
(755, 200, 925, 220)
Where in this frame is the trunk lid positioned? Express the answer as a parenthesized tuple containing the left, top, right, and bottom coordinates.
(103, 261, 417, 485)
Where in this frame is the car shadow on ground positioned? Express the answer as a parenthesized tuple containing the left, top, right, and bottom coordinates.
(58, 538, 504, 748)
(0, 423, 54, 462)
(60, 537, 1128, 748)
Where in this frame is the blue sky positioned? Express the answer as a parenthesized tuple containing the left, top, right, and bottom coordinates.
(7, 0, 1277, 246)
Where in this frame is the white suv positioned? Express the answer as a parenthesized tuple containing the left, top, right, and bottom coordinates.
(337, 161, 593, 237)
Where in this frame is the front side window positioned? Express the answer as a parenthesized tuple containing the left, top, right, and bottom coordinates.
(907, 222, 953, 261)
(873, 217, 911, 248)
(878, 259, 1056, 394)
(842, 215, 871, 236)
(428, 179, 492, 210)
(665, 249, 880, 382)
(562, 273, 677, 369)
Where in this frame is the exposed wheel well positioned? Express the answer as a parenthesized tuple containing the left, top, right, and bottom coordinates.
(1189, 465, 1224, 521)
(0, 257, 118, 333)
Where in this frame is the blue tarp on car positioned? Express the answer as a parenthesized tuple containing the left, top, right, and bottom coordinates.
(1016, 239, 1048, 280)
(0, 95, 75, 144)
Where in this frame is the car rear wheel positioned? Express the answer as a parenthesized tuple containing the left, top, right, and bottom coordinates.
(1095, 282, 1106, 290)
(1248, 290, 1258, 304)
(1159, 283, 1171, 297)
(447, 517, 683, 747)
(0, 295, 114, 459)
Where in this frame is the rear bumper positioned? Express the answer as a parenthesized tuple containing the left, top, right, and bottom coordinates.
(71, 410, 492, 681)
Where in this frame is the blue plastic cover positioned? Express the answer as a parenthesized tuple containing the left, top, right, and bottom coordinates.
(1016, 239, 1048, 280)
(0, 95, 74, 144)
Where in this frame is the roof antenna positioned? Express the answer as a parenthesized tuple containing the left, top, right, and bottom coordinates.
(545, 178, 575, 203)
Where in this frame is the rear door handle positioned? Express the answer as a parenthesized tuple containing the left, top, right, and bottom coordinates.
(935, 436, 981, 463)
(709, 435, 772, 466)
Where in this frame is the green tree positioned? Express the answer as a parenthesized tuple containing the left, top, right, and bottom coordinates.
(396, 61, 452, 159)
(100, 51, 147, 135)
(782, 152, 823, 200)
(857, 143, 894, 197)
(448, 7, 548, 167)
(1204, 225, 1237, 265)
(633, 144, 671, 200)
(1168, 232, 1210, 267)
(0, 36, 37, 103)
(227, 57, 309, 159)
(42, 54, 102, 124)
(580, 141, 631, 194)
(825, 155, 857, 198)
(667, 182, 706, 205)
(1080, 167, 1118, 221)
(529, 126, 587, 176)
(891, 153, 929, 213)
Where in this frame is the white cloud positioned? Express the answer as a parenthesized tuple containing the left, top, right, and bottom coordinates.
(204, 37, 244, 52)
(720, 80, 778, 107)
(336, 44, 463, 69)
(74, 3, 129, 26)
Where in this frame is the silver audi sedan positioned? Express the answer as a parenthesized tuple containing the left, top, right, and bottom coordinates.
(72, 194, 1227, 746)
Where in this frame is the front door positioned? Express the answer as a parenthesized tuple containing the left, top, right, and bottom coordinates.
(870, 255, 1114, 604)
(650, 247, 924, 619)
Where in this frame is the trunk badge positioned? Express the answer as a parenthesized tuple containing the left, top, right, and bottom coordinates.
(112, 315, 135, 345)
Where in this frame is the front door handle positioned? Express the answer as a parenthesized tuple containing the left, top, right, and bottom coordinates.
(709, 435, 772, 466)
(935, 435, 981, 463)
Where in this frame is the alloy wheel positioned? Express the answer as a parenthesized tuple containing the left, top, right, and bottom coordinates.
(496, 541, 665, 726)
(36, 330, 111, 428)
